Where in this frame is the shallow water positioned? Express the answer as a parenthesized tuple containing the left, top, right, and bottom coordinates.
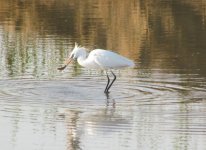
(0, 0, 206, 150)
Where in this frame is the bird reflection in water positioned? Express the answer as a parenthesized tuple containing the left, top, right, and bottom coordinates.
(105, 92, 116, 108)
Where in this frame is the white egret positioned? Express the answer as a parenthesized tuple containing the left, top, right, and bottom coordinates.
(58, 43, 135, 93)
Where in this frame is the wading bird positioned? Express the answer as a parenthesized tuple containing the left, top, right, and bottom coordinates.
(58, 43, 135, 94)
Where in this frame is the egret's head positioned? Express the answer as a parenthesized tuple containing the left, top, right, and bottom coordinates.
(69, 43, 87, 60)
(57, 43, 86, 71)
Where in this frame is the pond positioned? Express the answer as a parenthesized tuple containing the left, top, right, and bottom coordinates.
(0, 0, 206, 150)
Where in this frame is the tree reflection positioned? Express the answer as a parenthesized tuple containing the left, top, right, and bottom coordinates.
(139, 0, 206, 75)
(0, 0, 206, 78)
(63, 110, 81, 150)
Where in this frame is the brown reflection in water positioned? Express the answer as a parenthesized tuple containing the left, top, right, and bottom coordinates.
(139, 0, 206, 74)
(63, 110, 81, 150)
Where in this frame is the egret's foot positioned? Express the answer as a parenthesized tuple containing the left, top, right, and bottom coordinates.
(57, 65, 67, 71)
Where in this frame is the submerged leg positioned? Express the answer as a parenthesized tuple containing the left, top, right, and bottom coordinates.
(104, 71, 110, 93)
(106, 71, 116, 93)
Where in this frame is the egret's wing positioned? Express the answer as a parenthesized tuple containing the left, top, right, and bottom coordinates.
(93, 51, 113, 69)
(92, 49, 134, 69)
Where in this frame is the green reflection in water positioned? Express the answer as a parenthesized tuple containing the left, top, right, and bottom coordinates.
(0, 0, 206, 79)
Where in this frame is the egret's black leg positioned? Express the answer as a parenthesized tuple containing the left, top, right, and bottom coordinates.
(104, 71, 110, 93)
(106, 71, 116, 92)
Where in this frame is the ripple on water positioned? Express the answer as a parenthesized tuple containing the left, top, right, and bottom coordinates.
(0, 76, 206, 106)
(0, 76, 206, 140)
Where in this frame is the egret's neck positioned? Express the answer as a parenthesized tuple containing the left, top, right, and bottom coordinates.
(77, 53, 87, 67)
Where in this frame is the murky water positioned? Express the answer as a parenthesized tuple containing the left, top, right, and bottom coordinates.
(0, 0, 206, 150)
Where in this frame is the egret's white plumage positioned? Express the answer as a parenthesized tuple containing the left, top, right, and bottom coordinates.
(58, 43, 135, 93)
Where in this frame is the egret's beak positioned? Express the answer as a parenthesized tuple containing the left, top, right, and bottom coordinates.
(57, 58, 73, 71)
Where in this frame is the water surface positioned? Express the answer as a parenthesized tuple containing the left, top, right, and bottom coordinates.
(0, 0, 206, 150)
